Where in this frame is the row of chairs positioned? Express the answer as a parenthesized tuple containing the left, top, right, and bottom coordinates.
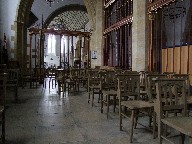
(27, 66, 192, 143)
(86, 69, 192, 143)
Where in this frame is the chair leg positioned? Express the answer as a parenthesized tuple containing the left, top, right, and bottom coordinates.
(30, 80, 32, 88)
(86, 82, 88, 92)
(101, 93, 103, 113)
(134, 110, 138, 129)
(55, 79, 57, 88)
(44, 79, 46, 89)
(130, 110, 134, 143)
(15, 87, 18, 101)
(58, 81, 61, 95)
(153, 112, 156, 139)
(119, 105, 123, 131)
(77, 81, 79, 92)
(73, 84, 76, 96)
(2, 110, 5, 143)
(92, 90, 94, 107)
(49, 79, 51, 89)
(88, 88, 90, 103)
(98, 93, 100, 103)
(158, 120, 162, 143)
(113, 95, 116, 113)
(107, 95, 109, 119)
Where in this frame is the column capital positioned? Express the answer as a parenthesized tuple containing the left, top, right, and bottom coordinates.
(148, 12, 156, 20)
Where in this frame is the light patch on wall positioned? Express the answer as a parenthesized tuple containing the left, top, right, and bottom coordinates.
(11, 25, 15, 31)
(11, 36, 15, 41)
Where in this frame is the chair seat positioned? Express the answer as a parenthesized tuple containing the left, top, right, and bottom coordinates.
(103, 90, 117, 96)
(121, 100, 154, 110)
(89, 85, 100, 89)
(140, 90, 147, 95)
(161, 117, 192, 137)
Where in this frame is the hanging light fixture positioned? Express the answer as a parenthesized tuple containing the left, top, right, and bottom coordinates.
(45, 0, 54, 7)
(45, 0, 64, 7)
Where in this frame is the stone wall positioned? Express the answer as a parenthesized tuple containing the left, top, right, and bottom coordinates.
(0, 0, 20, 60)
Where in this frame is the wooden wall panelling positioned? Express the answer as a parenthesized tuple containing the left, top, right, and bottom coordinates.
(173, 47, 180, 74)
(167, 48, 173, 72)
(161, 49, 166, 73)
(180, 46, 188, 74)
(161, 49, 167, 73)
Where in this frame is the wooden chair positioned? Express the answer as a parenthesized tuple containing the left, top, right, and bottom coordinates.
(87, 69, 101, 105)
(46, 67, 57, 89)
(22, 68, 33, 88)
(155, 78, 192, 143)
(55, 69, 68, 96)
(78, 68, 88, 89)
(143, 74, 168, 138)
(67, 68, 79, 94)
(7, 69, 19, 101)
(118, 74, 154, 143)
(100, 70, 118, 118)
(31, 68, 45, 88)
(0, 73, 7, 143)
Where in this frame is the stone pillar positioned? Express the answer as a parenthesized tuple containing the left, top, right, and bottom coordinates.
(132, 0, 148, 71)
(90, 0, 104, 68)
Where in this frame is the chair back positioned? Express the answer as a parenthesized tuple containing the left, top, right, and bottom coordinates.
(146, 74, 168, 100)
(155, 78, 188, 118)
(173, 74, 190, 91)
(100, 70, 117, 90)
(88, 69, 100, 86)
(7, 69, 19, 84)
(117, 74, 140, 100)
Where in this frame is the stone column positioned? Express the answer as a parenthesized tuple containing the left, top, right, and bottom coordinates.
(90, 0, 104, 68)
(132, 0, 148, 71)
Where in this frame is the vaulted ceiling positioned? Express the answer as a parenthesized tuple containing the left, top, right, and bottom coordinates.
(31, 0, 85, 21)
(48, 10, 89, 31)
(30, 0, 88, 31)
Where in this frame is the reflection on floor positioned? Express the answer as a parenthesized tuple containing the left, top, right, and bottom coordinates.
(3, 80, 189, 144)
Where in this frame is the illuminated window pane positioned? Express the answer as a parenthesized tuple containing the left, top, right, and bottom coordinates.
(48, 34, 56, 55)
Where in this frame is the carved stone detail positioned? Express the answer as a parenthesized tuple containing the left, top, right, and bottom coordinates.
(148, 12, 155, 20)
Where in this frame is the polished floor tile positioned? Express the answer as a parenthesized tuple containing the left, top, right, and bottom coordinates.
(2, 81, 186, 144)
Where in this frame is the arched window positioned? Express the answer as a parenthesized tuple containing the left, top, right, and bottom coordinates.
(48, 34, 56, 55)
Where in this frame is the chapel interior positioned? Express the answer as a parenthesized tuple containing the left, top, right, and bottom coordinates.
(0, 0, 192, 143)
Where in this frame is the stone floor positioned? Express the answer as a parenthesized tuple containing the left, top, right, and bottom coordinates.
(2, 80, 191, 144)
